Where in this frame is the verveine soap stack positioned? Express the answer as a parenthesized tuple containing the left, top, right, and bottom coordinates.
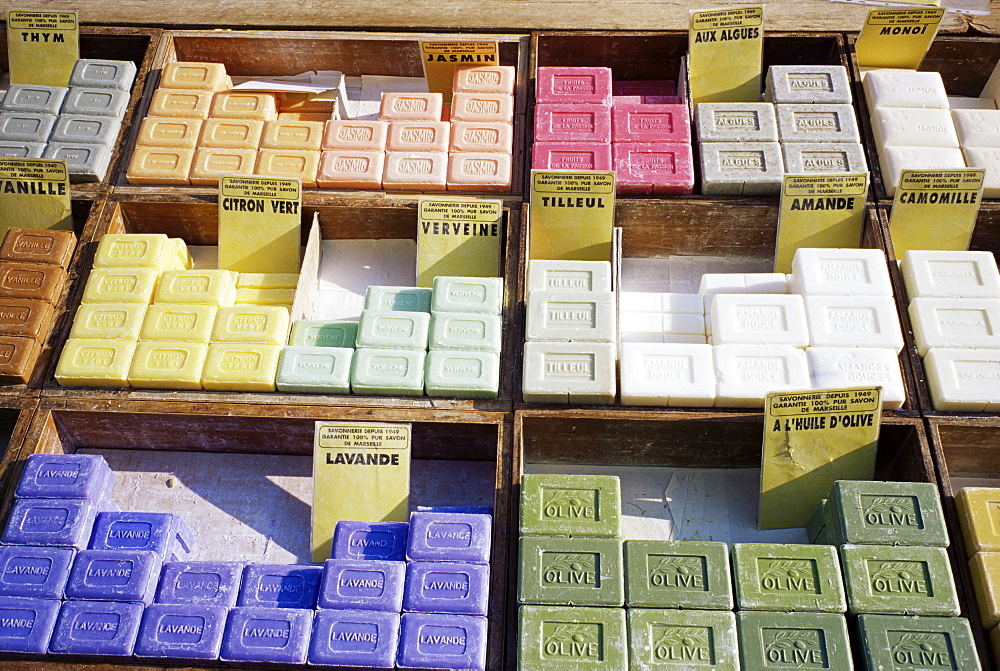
(955, 486, 1000, 664)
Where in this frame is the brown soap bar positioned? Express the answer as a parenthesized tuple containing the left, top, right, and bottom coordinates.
(0, 228, 77, 267)
(0, 299, 54, 339)
(0, 263, 67, 304)
(0, 336, 40, 383)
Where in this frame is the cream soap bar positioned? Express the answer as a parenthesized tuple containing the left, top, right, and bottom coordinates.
(909, 297, 1000, 355)
(803, 295, 904, 352)
(871, 107, 959, 148)
(82, 267, 158, 304)
(201, 343, 281, 391)
(70, 303, 147, 340)
(159, 62, 229, 91)
(424, 350, 499, 398)
(790, 247, 893, 297)
(879, 146, 966, 197)
(806, 348, 905, 409)
(619, 342, 715, 407)
(136, 117, 203, 149)
(964, 147, 1000, 197)
(700, 141, 784, 196)
(211, 306, 290, 345)
(924, 348, 1000, 412)
(953, 109, 1000, 148)
(955, 487, 1000, 555)
(140, 304, 217, 343)
(155, 270, 238, 306)
(863, 69, 949, 110)
(356, 310, 430, 350)
(128, 341, 208, 390)
(522, 341, 615, 404)
(527, 260, 611, 294)
(619, 292, 703, 314)
(713, 344, 810, 408)
(699, 273, 787, 294)
(526, 291, 615, 343)
(949, 96, 996, 110)
(766, 65, 852, 104)
(350, 347, 425, 396)
(901, 250, 1000, 299)
(710, 294, 809, 347)
(55, 338, 137, 387)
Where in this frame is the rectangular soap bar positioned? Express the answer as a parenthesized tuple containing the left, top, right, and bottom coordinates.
(782, 142, 868, 174)
(536, 67, 612, 105)
(65, 549, 162, 604)
(520, 473, 620, 538)
(878, 146, 966, 197)
(155, 269, 237, 305)
(350, 347, 425, 396)
(379, 92, 443, 121)
(450, 93, 513, 123)
(0, 298, 51, 339)
(952, 108, 1000, 148)
(140, 304, 217, 343)
(619, 342, 716, 407)
(924, 348, 1000, 412)
(254, 148, 319, 187)
(432, 276, 503, 315)
(83, 267, 159, 304)
(521, 341, 616, 404)
(198, 117, 263, 149)
(0, 335, 38, 383)
(136, 117, 203, 149)
(209, 92, 278, 120)
(0, 228, 75, 268)
(128, 341, 208, 390)
(791, 247, 893, 296)
(275, 346, 352, 394)
(156, 561, 243, 607)
(0, 84, 68, 115)
(94, 233, 170, 270)
(220, 606, 311, 664)
(318, 559, 404, 612)
(447, 152, 512, 192)
(70, 59, 137, 91)
(533, 103, 611, 143)
(613, 142, 695, 195)
(332, 521, 408, 561)
(49, 600, 144, 656)
(322, 120, 389, 151)
(806, 348, 906, 409)
(289, 320, 357, 348)
(732, 542, 846, 613)
(260, 120, 324, 151)
(387, 120, 450, 152)
(424, 350, 500, 399)
(55, 339, 137, 388)
(62, 87, 129, 118)
(766, 65, 853, 104)
(776, 103, 860, 143)
(210, 305, 290, 345)
(382, 151, 448, 190)
(397, 612, 487, 670)
(309, 609, 399, 668)
(525, 290, 616, 343)
(527, 260, 611, 293)
(628, 608, 739, 671)
(531, 141, 612, 171)
(737, 611, 853, 670)
(126, 146, 195, 184)
(955, 487, 1000, 556)
(700, 273, 787, 295)
(407, 511, 491, 563)
(695, 102, 779, 143)
(2, 498, 98, 549)
(840, 544, 959, 616)
(365, 285, 432, 312)
(0, 263, 65, 304)
(711, 293, 809, 347)
(969, 551, 1000, 627)
(237, 564, 321, 609)
(872, 107, 959, 148)
(0, 546, 75, 600)
(0, 112, 57, 143)
(133, 602, 227, 660)
(909, 297, 1000, 355)
(625, 540, 732, 610)
(317, 149, 385, 188)
(16, 453, 112, 500)
(403, 561, 489, 615)
(700, 141, 784, 196)
(454, 65, 516, 95)
(856, 614, 979, 671)
(159, 62, 228, 91)
(43, 142, 113, 182)
(901, 249, 1000, 299)
(619, 292, 703, 314)
(713, 344, 811, 408)
(357, 310, 430, 350)
(0, 142, 45, 158)
(429, 312, 501, 352)
(201, 342, 281, 391)
(612, 103, 690, 143)
(803, 295, 904, 351)
(89, 512, 193, 561)
(518, 605, 625, 670)
(49, 114, 121, 146)
(863, 69, 949, 109)
(0, 596, 60, 654)
(189, 147, 258, 186)
(450, 121, 512, 153)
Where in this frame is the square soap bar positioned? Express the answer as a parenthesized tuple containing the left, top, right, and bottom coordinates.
(2, 498, 98, 548)
(830, 480, 948, 547)
(49, 114, 121, 146)
(619, 342, 716, 408)
(220, 606, 311, 664)
(0, 228, 76, 267)
(70, 59, 137, 91)
(872, 107, 959, 148)
(156, 561, 243, 607)
(879, 146, 966, 197)
(424, 350, 500, 399)
(16, 453, 112, 500)
(924, 348, 1000, 412)
(766, 65, 852, 104)
(806, 348, 906, 410)
(275, 346, 353, 394)
(357, 310, 430, 350)
(803, 294, 904, 351)
(532, 141, 612, 171)
(128, 341, 208, 390)
(55, 338, 137, 388)
(210, 305, 290, 345)
(140, 304, 217, 343)
(309, 609, 399, 668)
(696, 102, 778, 143)
(791, 247, 893, 297)
(519, 536, 623, 606)
(522, 341, 616, 404)
(840, 544, 959, 616)
(350, 347, 425, 396)
(520, 473, 620, 538)
(700, 141, 784, 196)
(518, 604, 625, 670)
(536, 67, 612, 105)
(43, 142, 113, 182)
(65, 549, 162, 604)
(0, 596, 60, 654)
(856, 614, 979, 671)
(70, 303, 148, 340)
(397, 612, 487, 670)
(318, 559, 405, 612)
(909, 297, 1000, 355)
(625, 540, 733, 610)
(782, 142, 867, 174)
(49, 600, 143, 656)
(403, 561, 489, 615)
(133, 603, 227, 660)
(711, 293, 809, 347)
(901, 249, 1000, 299)
(237, 564, 321, 609)
(407, 512, 492, 564)
(89, 512, 193, 561)
(527, 260, 611, 294)
(526, 290, 616, 343)
(732, 543, 846, 613)
(365, 285, 432, 312)
(953, 108, 1000, 148)
(332, 521, 408, 561)
(737, 611, 852, 670)
(432, 276, 503, 315)
(969, 551, 1000, 627)
(955, 487, 1000, 555)
(628, 608, 739, 671)
(533, 103, 611, 143)
(0, 546, 75, 600)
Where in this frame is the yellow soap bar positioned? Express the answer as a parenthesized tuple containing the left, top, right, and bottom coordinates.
(70, 303, 148, 340)
(82, 268, 159, 304)
(155, 270, 238, 306)
(128, 341, 208, 390)
(147, 88, 215, 119)
(260, 121, 325, 151)
(235, 287, 296, 305)
(189, 148, 258, 186)
(168, 238, 193, 270)
(970, 552, 1000, 628)
(126, 147, 195, 185)
(199, 118, 265, 149)
(136, 117, 204, 149)
(211, 305, 290, 345)
(237, 273, 298, 289)
(93, 234, 169, 269)
(956, 487, 1000, 556)
(140, 304, 217, 343)
(254, 149, 319, 187)
(202, 342, 281, 391)
(55, 338, 137, 388)
(159, 62, 229, 91)
(210, 92, 278, 120)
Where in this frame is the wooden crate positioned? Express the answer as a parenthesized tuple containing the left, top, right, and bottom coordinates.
(112, 29, 529, 200)
(0, 396, 38, 507)
(0, 397, 511, 669)
(0, 27, 161, 197)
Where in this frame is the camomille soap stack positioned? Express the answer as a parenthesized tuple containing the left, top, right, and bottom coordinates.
(955, 487, 1000, 664)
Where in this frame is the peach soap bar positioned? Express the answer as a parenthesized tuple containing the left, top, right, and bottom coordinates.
(317, 151, 384, 189)
(453, 66, 516, 95)
(379, 93, 443, 121)
(322, 121, 388, 151)
(159, 62, 229, 91)
(383, 152, 447, 190)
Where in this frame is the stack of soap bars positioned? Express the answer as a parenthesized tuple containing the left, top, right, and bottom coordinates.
(956, 487, 1000, 664)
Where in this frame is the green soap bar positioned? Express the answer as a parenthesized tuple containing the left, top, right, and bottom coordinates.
(840, 544, 959, 616)
(624, 541, 733, 610)
(432, 276, 503, 315)
(807, 499, 827, 544)
(365, 285, 432, 312)
(428, 312, 502, 352)
(356, 310, 430, 350)
(732, 543, 846, 613)
(518, 604, 627, 670)
(424, 349, 499, 399)
(519, 536, 623, 606)
(289, 320, 358, 348)
(275, 346, 352, 393)
(831, 480, 949, 547)
(350, 347, 425, 396)
(737, 611, 853, 670)
(627, 608, 738, 671)
(856, 614, 980, 670)
(520, 473, 621, 538)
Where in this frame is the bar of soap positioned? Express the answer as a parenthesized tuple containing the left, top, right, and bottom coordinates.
(210, 305, 290, 345)
(89, 512, 193, 561)
(159, 62, 229, 91)
(407, 512, 491, 564)
(791, 247, 892, 296)
(518, 604, 625, 670)
(309, 609, 399, 668)
(782, 142, 868, 174)
(431, 276, 503, 315)
(713, 344, 810, 408)
(776, 103, 860, 143)
(840, 544, 958, 615)
(2, 498, 98, 549)
(806, 348, 905, 409)
(254, 148, 319, 187)
(737, 611, 852, 670)
(620, 292, 700, 315)
(969, 551, 1000, 627)
(700, 273, 787, 295)
(628, 608, 739, 671)
(619, 342, 715, 407)
(711, 293, 809, 347)
(625, 540, 732, 610)
(454, 65, 516, 95)
(451, 93, 514, 123)
(220, 606, 311, 664)
(424, 350, 500, 398)
(0, 261, 64, 303)
(732, 543, 845, 613)
(872, 107, 959, 148)
(863, 69, 949, 109)
(379, 92, 443, 121)
(317, 149, 385, 188)
(964, 146, 1000, 197)
(155, 269, 237, 305)
(387, 120, 450, 152)
(49, 600, 143, 656)
(126, 146, 195, 185)
(700, 141, 784, 196)
(49, 114, 121, 146)
(15, 453, 111, 500)
(0, 112, 56, 143)
(197, 117, 263, 149)
(0, 596, 60, 654)
(0, 228, 74, 271)
(356, 310, 430, 350)
(695, 102, 778, 143)
(0, 141, 45, 158)
(209, 92, 277, 120)
(156, 561, 243, 607)
(83, 267, 159, 304)
(429, 312, 501, 352)
(382, 151, 448, 190)
(140, 304, 217, 343)
(909, 297, 1000, 355)
(532, 141, 611, 171)
(533, 103, 611, 143)
(237, 564, 321, 609)
(289, 320, 357, 348)
(70, 59, 136, 91)
(0, 298, 51, 340)
(62, 87, 129, 118)
(55, 338, 137, 388)
(43, 142, 112, 182)
(275, 346, 352, 394)
(260, 120, 324, 151)
(450, 120, 512, 153)
(447, 152, 512, 192)
(879, 145, 966, 197)
(403, 561, 489, 615)
(0, 84, 68, 115)
(128, 341, 208, 390)
(831, 480, 948, 547)
(318, 559, 404, 612)
(613, 142, 695, 195)
(322, 120, 389, 151)
(536, 67, 612, 105)
(612, 103, 690, 143)
(332, 521, 408, 561)
(924, 347, 1000, 412)
(520, 473, 620, 538)
(397, 612, 486, 670)
(94, 233, 169, 270)
(350, 347, 425, 396)
(527, 260, 611, 294)
(65, 549, 161, 604)
(367, 286, 432, 313)
(0, 546, 75, 600)
(0, 336, 39, 383)
(526, 290, 616, 343)
(901, 249, 1000, 299)
(133, 603, 227, 660)
(856, 614, 979, 671)
(189, 147, 258, 186)
(955, 487, 1000, 556)
(803, 295, 904, 351)
(136, 117, 203, 149)
(766, 65, 852, 104)
(201, 342, 281, 391)
(521, 341, 616, 404)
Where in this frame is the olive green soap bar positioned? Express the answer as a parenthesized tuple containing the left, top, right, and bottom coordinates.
(969, 551, 1000, 628)
(289, 320, 358, 348)
(519, 536, 623, 606)
(520, 473, 621, 538)
(627, 608, 738, 671)
(856, 614, 980, 671)
(365, 285, 432, 312)
(518, 605, 627, 671)
(737, 611, 853, 670)
(840, 544, 959, 616)
(831, 480, 949, 547)
(955, 487, 1000, 556)
(732, 543, 846, 613)
(625, 540, 733, 610)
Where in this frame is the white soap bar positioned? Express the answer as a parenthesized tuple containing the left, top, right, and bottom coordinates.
(803, 294, 904, 352)
(619, 311, 662, 336)
(924, 347, 1000, 412)
(527, 260, 611, 294)
(526, 290, 616, 342)
(901, 250, 1000, 299)
(662, 313, 706, 336)
(790, 247, 893, 297)
(951, 109, 1000, 148)
(863, 69, 949, 110)
(619, 342, 715, 407)
(710, 294, 809, 348)
(699, 273, 745, 295)
(744, 274, 787, 293)
(878, 146, 966, 197)
(713, 344, 810, 408)
(806, 347, 905, 409)
(871, 107, 959, 148)
(949, 96, 996, 110)
(618, 292, 703, 314)
(908, 297, 1000, 355)
(521, 341, 616, 404)
(963, 147, 1000, 197)
(620, 333, 707, 344)
(620, 258, 670, 292)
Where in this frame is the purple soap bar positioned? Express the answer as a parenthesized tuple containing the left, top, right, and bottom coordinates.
(407, 512, 492, 564)
(221, 606, 312, 665)
(0, 545, 75, 599)
(403, 561, 489, 615)
(319, 559, 405, 612)
(0, 596, 60, 654)
(415, 505, 494, 516)
(309, 609, 400, 668)
(2, 497, 97, 548)
(15, 453, 113, 501)
(134, 603, 227, 660)
(66, 549, 162, 604)
(332, 521, 409, 561)
(238, 564, 322, 609)
(397, 612, 487, 670)
(88, 511, 193, 561)
(49, 600, 143, 656)
(156, 561, 243, 607)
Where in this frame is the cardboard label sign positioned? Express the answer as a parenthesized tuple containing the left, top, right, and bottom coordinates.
(218, 175, 302, 274)
(760, 387, 882, 530)
(529, 170, 615, 262)
(0, 158, 72, 236)
(416, 197, 502, 287)
(688, 6, 764, 104)
(774, 173, 870, 274)
(421, 41, 499, 103)
(855, 7, 945, 70)
(887, 168, 985, 259)
(7, 9, 79, 87)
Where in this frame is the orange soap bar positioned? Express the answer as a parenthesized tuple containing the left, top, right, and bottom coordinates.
(447, 152, 511, 192)
(261, 121, 325, 151)
(210, 92, 278, 120)
(136, 117, 203, 149)
(453, 65, 516, 95)
(0, 263, 66, 304)
(189, 148, 257, 186)
(198, 118, 264, 149)
(255, 149, 319, 187)
(159, 62, 229, 91)
(383, 152, 448, 191)
(450, 93, 514, 123)
(387, 121, 450, 153)
(449, 121, 513, 153)
(317, 150, 384, 189)
(0, 336, 39, 384)
(0, 228, 76, 268)
(147, 88, 214, 119)
(323, 120, 388, 151)
(126, 147, 195, 185)
(379, 92, 443, 121)
(0, 299, 53, 339)
(278, 112, 332, 122)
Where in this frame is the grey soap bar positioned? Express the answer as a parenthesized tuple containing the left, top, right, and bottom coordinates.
(0, 112, 57, 143)
(776, 104, 861, 144)
(765, 65, 853, 104)
(43, 143, 112, 182)
(70, 59, 137, 91)
(696, 102, 778, 143)
(50, 115, 122, 146)
(700, 142, 784, 196)
(61, 87, 130, 118)
(0, 142, 45, 158)
(782, 142, 867, 174)
(0, 84, 68, 115)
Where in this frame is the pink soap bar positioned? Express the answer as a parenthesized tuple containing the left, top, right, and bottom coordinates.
(453, 66, 516, 95)
(383, 152, 447, 191)
(449, 121, 513, 153)
(323, 120, 388, 151)
(612, 103, 690, 143)
(317, 150, 384, 189)
(450, 93, 513, 123)
(379, 92, 443, 121)
(534, 103, 611, 143)
(386, 121, 450, 152)
(613, 142, 694, 195)
(532, 141, 612, 171)
(536, 67, 612, 105)
(447, 152, 511, 192)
